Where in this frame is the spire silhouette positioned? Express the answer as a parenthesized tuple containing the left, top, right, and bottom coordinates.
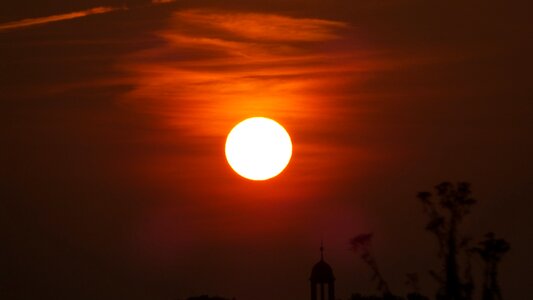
(310, 241, 335, 300)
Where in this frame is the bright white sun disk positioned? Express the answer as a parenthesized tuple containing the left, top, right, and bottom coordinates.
(225, 117, 292, 181)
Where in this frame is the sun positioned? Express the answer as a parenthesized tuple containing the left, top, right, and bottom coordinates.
(225, 117, 292, 181)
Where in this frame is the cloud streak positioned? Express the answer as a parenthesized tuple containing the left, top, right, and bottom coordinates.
(0, 1, 176, 32)
(0, 6, 124, 31)
(118, 9, 380, 204)
(121, 10, 357, 137)
(116, 10, 386, 268)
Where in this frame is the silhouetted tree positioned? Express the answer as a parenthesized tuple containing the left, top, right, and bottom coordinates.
(462, 238, 475, 300)
(417, 182, 476, 300)
(348, 182, 511, 300)
(473, 233, 510, 300)
(350, 233, 392, 297)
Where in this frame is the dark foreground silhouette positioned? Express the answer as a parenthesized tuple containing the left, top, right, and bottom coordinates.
(350, 182, 510, 300)
(182, 183, 509, 300)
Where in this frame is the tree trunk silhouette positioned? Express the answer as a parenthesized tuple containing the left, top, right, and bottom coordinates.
(474, 233, 510, 300)
(417, 182, 476, 300)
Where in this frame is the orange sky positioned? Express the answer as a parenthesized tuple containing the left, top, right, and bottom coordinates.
(120, 8, 373, 273)
(1, 1, 532, 300)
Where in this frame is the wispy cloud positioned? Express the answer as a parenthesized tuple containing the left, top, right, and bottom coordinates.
(174, 10, 347, 42)
(0, 6, 123, 31)
(118, 10, 382, 201)
(119, 10, 378, 251)
(121, 10, 357, 138)
(0, 0, 176, 32)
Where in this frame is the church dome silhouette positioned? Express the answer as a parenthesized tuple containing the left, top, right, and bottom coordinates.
(309, 243, 335, 300)
(310, 259, 335, 282)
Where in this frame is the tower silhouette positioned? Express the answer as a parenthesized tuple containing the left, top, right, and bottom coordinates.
(310, 243, 335, 300)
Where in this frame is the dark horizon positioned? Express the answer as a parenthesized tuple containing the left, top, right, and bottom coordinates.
(1, 1, 532, 299)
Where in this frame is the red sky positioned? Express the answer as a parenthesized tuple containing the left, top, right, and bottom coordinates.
(1, 1, 532, 300)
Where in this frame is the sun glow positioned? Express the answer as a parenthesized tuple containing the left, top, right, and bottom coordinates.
(225, 117, 292, 181)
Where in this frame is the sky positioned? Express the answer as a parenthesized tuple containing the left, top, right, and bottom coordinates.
(1, 0, 532, 299)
